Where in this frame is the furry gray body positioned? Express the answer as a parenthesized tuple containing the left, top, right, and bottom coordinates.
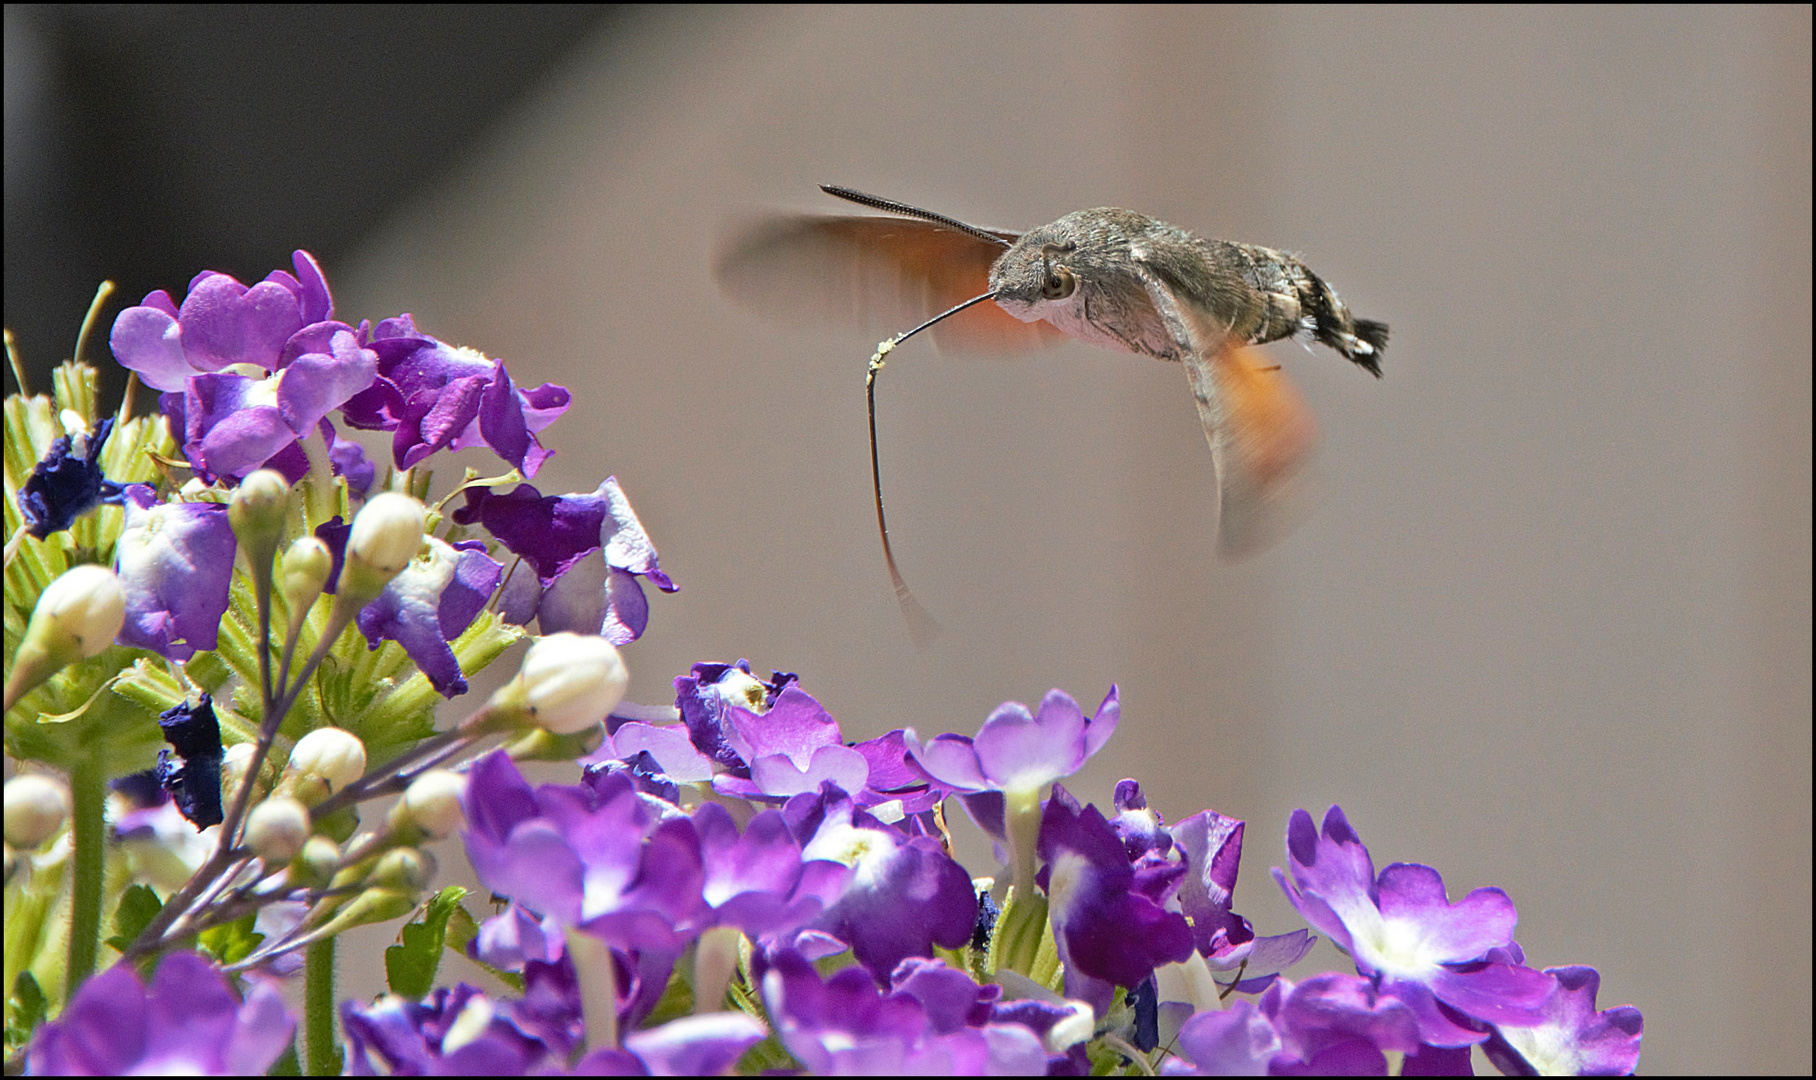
(989, 208, 1385, 375)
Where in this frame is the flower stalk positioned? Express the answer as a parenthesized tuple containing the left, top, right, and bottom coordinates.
(303, 937, 338, 1076)
(63, 755, 106, 1004)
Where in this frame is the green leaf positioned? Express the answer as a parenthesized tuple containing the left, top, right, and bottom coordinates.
(4, 971, 50, 1053)
(104, 883, 164, 955)
(197, 912, 265, 966)
(384, 886, 468, 998)
(267, 1038, 301, 1076)
(642, 967, 695, 1027)
(735, 1034, 802, 1075)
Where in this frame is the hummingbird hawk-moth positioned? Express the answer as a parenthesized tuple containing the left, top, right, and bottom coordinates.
(716, 185, 1387, 635)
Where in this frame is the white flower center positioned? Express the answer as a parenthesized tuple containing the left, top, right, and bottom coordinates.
(1497, 1019, 1578, 1075)
(803, 819, 897, 887)
(1349, 904, 1444, 980)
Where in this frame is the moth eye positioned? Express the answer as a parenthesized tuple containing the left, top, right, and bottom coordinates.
(1042, 266, 1077, 300)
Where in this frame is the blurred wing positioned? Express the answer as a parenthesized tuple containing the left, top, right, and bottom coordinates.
(715, 215, 1070, 355)
(1184, 343, 1319, 559)
(1128, 257, 1318, 558)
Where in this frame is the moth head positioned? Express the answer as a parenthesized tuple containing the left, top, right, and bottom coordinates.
(989, 236, 1080, 318)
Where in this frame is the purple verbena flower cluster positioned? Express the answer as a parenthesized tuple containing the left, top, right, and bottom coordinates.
(335, 668, 1635, 1075)
(93, 251, 674, 686)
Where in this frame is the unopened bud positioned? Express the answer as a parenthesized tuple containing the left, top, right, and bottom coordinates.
(339, 493, 425, 601)
(4, 774, 72, 848)
(228, 469, 291, 550)
(5, 565, 126, 710)
(245, 797, 311, 863)
(282, 727, 366, 804)
(504, 723, 606, 763)
(221, 742, 281, 806)
(369, 846, 435, 891)
(280, 537, 333, 615)
(289, 835, 342, 888)
(390, 770, 467, 840)
(491, 633, 629, 735)
(316, 886, 418, 938)
(24, 565, 125, 660)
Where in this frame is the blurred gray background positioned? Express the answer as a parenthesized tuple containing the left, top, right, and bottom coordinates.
(8, 6, 1810, 1074)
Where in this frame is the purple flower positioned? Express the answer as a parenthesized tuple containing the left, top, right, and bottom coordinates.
(674, 661, 796, 772)
(462, 750, 693, 932)
(1161, 998, 1281, 1076)
(111, 484, 236, 660)
(595, 720, 714, 783)
(760, 947, 1050, 1075)
(1482, 965, 1643, 1076)
(693, 801, 847, 940)
(27, 951, 293, 1075)
(575, 1013, 768, 1075)
(355, 537, 503, 697)
(851, 729, 945, 815)
(709, 684, 870, 802)
(166, 324, 377, 481)
(909, 686, 1119, 800)
(1036, 786, 1194, 1014)
(1260, 972, 1425, 1073)
(340, 315, 570, 478)
(323, 417, 376, 497)
(1168, 803, 1315, 989)
(790, 784, 976, 982)
(460, 478, 675, 645)
(154, 694, 224, 829)
(18, 417, 116, 538)
(459, 749, 707, 1025)
(108, 250, 333, 392)
(340, 983, 549, 1075)
(470, 902, 565, 971)
(1273, 807, 1553, 1047)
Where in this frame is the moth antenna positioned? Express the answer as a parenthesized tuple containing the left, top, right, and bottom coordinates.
(864, 290, 998, 644)
(821, 184, 1014, 249)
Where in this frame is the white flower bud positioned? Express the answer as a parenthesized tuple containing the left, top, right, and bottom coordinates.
(220, 742, 269, 805)
(245, 797, 311, 863)
(491, 633, 629, 735)
(6, 565, 127, 710)
(4, 774, 72, 849)
(228, 469, 292, 548)
(280, 537, 333, 614)
(285, 727, 367, 797)
(390, 770, 467, 840)
(369, 846, 435, 891)
(340, 493, 426, 600)
(28, 565, 125, 660)
(289, 835, 342, 888)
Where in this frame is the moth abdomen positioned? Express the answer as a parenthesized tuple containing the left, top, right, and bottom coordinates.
(1292, 262, 1388, 377)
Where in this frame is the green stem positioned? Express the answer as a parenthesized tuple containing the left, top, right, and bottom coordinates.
(303, 937, 339, 1075)
(988, 885, 1051, 980)
(1005, 787, 1042, 899)
(65, 756, 106, 1004)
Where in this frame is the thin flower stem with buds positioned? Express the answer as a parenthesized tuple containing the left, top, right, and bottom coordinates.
(308, 709, 496, 821)
(118, 589, 356, 966)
